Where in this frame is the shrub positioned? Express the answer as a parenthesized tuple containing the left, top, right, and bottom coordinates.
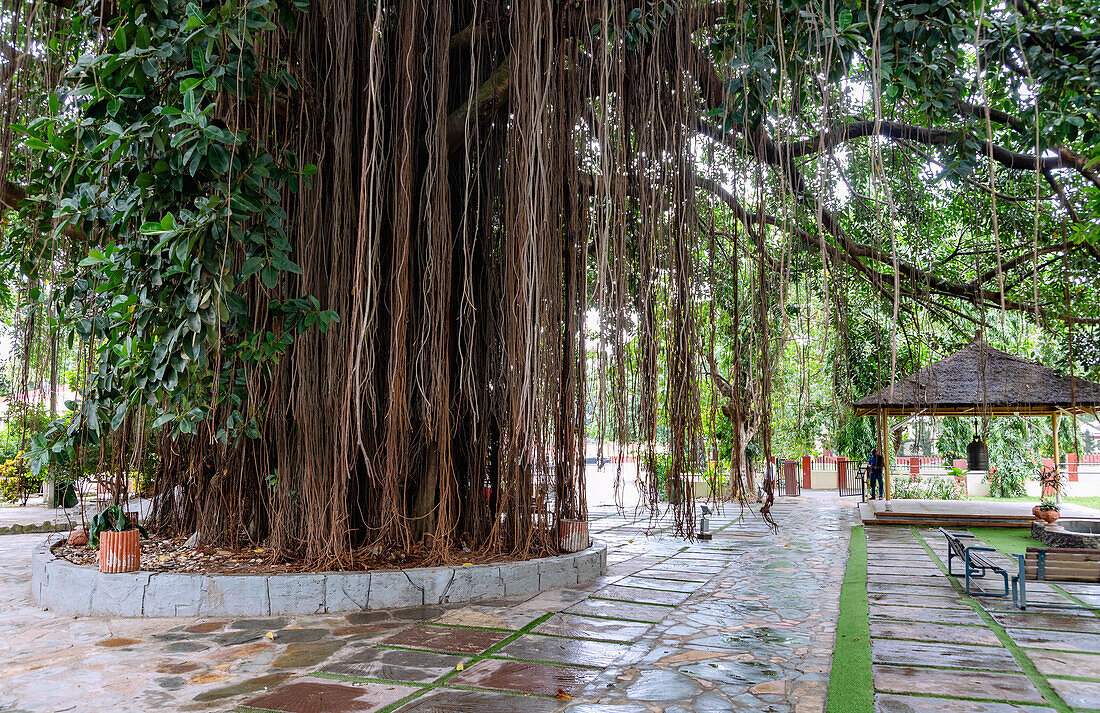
(0, 454, 43, 504)
(0, 401, 53, 463)
(891, 474, 964, 500)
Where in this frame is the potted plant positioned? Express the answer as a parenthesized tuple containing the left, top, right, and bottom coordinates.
(90, 505, 148, 573)
(1037, 463, 1064, 499)
(1037, 498, 1060, 524)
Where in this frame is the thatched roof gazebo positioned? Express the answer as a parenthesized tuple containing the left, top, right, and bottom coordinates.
(853, 339, 1100, 500)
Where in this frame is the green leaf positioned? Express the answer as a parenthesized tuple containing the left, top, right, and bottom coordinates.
(208, 144, 231, 173)
(180, 77, 203, 94)
(110, 402, 127, 430)
(192, 47, 206, 75)
(261, 265, 279, 289)
(152, 413, 175, 428)
(271, 252, 302, 274)
(241, 255, 265, 278)
(140, 221, 171, 235)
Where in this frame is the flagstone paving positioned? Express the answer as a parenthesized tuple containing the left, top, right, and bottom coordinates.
(7, 493, 1097, 712)
(865, 525, 1100, 713)
(0, 492, 856, 712)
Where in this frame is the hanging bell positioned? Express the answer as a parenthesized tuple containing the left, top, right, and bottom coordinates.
(967, 436, 988, 471)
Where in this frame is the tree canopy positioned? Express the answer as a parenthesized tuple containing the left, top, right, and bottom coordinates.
(1, 0, 1097, 564)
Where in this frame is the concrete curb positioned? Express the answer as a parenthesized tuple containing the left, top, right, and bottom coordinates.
(0, 522, 70, 536)
(31, 538, 607, 617)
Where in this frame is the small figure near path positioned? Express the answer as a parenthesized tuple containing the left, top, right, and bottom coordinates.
(869, 448, 885, 500)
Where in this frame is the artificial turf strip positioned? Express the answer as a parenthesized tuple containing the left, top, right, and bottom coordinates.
(911, 527, 1073, 713)
(826, 525, 873, 713)
(967, 526, 1044, 555)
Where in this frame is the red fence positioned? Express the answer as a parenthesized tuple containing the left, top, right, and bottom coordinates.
(799, 451, 1099, 491)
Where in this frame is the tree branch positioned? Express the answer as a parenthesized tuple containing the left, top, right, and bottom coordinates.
(446, 53, 513, 153)
(780, 120, 1072, 174)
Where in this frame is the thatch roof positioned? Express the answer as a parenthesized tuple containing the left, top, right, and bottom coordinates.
(853, 340, 1100, 417)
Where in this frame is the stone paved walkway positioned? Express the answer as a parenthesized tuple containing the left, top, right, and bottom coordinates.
(0, 492, 856, 712)
(866, 526, 1100, 713)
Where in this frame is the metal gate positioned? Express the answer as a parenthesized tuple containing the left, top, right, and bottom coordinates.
(777, 460, 802, 496)
(838, 460, 865, 500)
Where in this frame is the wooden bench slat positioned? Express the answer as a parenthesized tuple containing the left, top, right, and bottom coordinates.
(1021, 545, 1100, 584)
(1025, 573, 1100, 583)
(1025, 554, 1100, 565)
(1025, 565, 1100, 575)
(1025, 568, 1100, 577)
(1026, 546, 1100, 555)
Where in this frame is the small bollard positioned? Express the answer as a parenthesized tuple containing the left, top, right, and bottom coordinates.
(698, 505, 712, 541)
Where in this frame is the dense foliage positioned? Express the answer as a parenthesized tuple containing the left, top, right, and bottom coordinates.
(1, 0, 1097, 561)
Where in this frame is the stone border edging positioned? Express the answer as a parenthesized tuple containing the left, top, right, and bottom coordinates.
(0, 521, 71, 536)
(1031, 520, 1100, 550)
(31, 538, 607, 617)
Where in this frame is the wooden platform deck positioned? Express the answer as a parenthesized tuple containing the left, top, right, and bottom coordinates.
(858, 498, 1100, 528)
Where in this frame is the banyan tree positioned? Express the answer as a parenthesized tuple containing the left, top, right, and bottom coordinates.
(1, 0, 1098, 564)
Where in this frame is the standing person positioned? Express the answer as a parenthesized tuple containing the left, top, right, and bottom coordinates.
(869, 447, 885, 500)
(757, 457, 776, 501)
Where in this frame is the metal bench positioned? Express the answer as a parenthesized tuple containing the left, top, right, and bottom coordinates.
(1011, 547, 1100, 610)
(939, 528, 1009, 597)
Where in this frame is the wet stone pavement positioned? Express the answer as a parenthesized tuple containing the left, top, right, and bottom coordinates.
(865, 526, 1100, 713)
(0, 492, 855, 712)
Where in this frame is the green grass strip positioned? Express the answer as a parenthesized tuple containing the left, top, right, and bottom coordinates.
(911, 527, 1073, 713)
(967, 526, 1043, 556)
(826, 525, 873, 713)
(1049, 582, 1100, 616)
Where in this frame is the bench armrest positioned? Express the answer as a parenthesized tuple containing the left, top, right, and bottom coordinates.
(938, 528, 976, 539)
(965, 545, 995, 553)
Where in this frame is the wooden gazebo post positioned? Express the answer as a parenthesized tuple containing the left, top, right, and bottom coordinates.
(876, 407, 891, 501)
(1052, 412, 1061, 505)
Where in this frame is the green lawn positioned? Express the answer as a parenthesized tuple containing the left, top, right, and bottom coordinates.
(969, 495, 1100, 512)
(967, 526, 1044, 556)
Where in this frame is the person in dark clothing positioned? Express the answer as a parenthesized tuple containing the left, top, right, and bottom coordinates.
(868, 448, 885, 499)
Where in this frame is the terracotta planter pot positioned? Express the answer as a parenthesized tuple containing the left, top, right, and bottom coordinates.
(98, 529, 141, 573)
(1032, 505, 1044, 521)
(1043, 509, 1060, 524)
(559, 519, 590, 553)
